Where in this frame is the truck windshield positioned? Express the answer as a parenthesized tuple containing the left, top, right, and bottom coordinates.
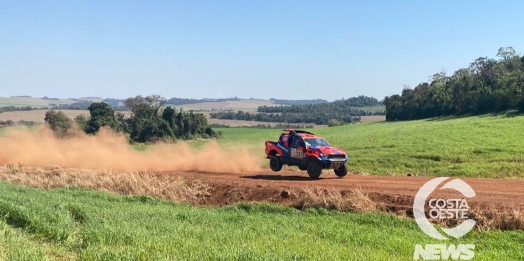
(304, 138, 330, 147)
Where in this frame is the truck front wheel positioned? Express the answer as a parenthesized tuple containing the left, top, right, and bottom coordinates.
(334, 164, 348, 177)
(269, 156, 282, 172)
(307, 161, 322, 179)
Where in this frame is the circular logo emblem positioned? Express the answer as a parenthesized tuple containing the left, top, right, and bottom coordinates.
(413, 177, 476, 240)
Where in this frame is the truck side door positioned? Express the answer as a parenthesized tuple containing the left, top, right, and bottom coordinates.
(290, 135, 306, 159)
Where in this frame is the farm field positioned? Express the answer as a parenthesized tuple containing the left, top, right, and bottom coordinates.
(171, 101, 385, 114)
(0, 110, 91, 123)
(208, 118, 325, 127)
(356, 105, 386, 114)
(0, 97, 102, 108)
(0, 181, 522, 261)
(359, 115, 385, 122)
(0, 97, 73, 107)
(1, 114, 524, 260)
(169, 99, 278, 111)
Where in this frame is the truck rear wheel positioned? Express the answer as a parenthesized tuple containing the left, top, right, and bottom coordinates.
(307, 161, 322, 179)
(269, 156, 282, 172)
(334, 164, 348, 177)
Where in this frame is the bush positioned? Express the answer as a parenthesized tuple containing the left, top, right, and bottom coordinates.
(44, 110, 73, 136)
(328, 119, 342, 127)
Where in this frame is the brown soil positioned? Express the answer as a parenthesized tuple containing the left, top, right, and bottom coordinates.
(360, 115, 386, 122)
(159, 169, 524, 213)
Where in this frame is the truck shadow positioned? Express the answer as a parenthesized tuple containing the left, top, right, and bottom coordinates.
(242, 175, 322, 181)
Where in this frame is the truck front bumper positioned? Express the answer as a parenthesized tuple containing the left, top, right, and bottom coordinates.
(321, 159, 347, 169)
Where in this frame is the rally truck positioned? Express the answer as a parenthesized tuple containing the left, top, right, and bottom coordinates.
(264, 129, 349, 179)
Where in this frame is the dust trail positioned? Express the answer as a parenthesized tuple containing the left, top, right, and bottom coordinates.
(0, 126, 261, 172)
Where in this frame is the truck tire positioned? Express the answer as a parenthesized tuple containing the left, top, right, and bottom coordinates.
(334, 164, 348, 177)
(269, 156, 282, 172)
(307, 161, 322, 179)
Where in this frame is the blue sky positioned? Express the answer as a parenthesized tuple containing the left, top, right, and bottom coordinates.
(1, 1, 523, 101)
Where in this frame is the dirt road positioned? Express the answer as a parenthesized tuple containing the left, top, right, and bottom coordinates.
(161, 169, 524, 213)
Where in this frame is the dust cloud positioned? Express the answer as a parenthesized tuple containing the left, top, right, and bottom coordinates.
(0, 126, 261, 173)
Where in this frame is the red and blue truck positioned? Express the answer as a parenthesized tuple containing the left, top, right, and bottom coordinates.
(264, 129, 349, 179)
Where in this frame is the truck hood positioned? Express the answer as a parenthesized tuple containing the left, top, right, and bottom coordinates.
(309, 146, 346, 155)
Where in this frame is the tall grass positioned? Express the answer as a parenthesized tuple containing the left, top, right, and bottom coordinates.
(293, 188, 377, 212)
(0, 165, 210, 204)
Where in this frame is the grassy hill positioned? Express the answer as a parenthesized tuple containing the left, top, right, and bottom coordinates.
(205, 114, 524, 178)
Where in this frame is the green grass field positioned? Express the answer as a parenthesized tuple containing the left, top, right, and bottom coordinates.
(199, 114, 524, 178)
(0, 181, 522, 261)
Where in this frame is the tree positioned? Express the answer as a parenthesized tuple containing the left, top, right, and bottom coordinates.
(497, 47, 516, 60)
(74, 114, 89, 130)
(384, 47, 524, 121)
(85, 102, 117, 134)
(145, 94, 167, 115)
(328, 119, 342, 127)
(162, 106, 177, 134)
(44, 110, 73, 136)
(129, 116, 174, 143)
(124, 95, 148, 113)
(115, 112, 127, 133)
(125, 95, 167, 116)
(48, 97, 219, 142)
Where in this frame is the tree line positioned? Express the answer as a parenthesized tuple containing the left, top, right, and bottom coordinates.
(44, 95, 220, 142)
(210, 111, 358, 125)
(0, 106, 47, 113)
(50, 101, 94, 110)
(269, 98, 328, 105)
(258, 95, 384, 114)
(0, 120, 36, 126)
(209, 110, 363, 125)
(210, 123, 315, 129)
(166, 97, 240, 105)
(384, 47, 524, 121)
(209, 95, 383, 125)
